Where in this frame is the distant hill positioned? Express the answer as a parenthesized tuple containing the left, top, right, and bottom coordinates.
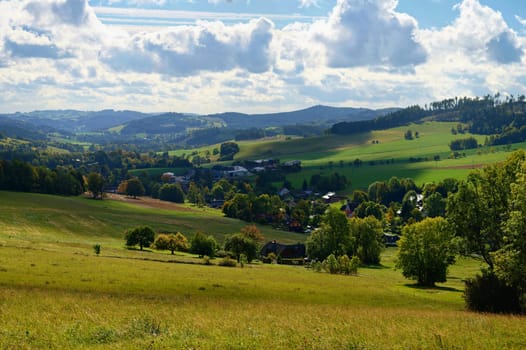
(209, 105, 398, 129)
(1, 105, 400, 146)
(3, 105, 395, 136)
(5, 109, 153, 133)
(0, 116, 55, 140)
(119, 112, 221, 135)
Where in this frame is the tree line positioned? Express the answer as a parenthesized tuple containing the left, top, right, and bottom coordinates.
(330, 94, 526, 146)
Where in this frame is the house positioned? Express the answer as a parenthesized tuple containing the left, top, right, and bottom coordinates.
(225, 166, 251, 178)
(260, 240, 306, 264)
(282, 160, 302, 172)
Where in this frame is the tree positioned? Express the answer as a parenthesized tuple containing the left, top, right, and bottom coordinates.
(306, 207, 351, 260)
(190, 232, 218, 258)
(187, 182, 205, 206)
(354, 201, 384, 220)
(396, 217, 456, 287)
(349, 216, 384, 265)
(446, 151, 525, 269)
(494, 161, 526, 300)
(224, 234, 258, 262)
(159, 183, 185, 203)
(240, 224, 265, 243)
(423, 192, 446, 217)
(154, 232, 189, 254)
(219, 141, 240, 160)
(125, 226, 155, 251)
(87, 172, 104, 199)
(124, 177, 145, 199)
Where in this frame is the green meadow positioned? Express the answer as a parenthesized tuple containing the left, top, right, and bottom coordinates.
(166, 122, 524, 191)
(235, 122, 524, 190)
(0, 191, 525, 348)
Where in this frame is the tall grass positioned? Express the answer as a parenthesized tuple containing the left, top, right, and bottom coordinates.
(0, 191, 524, 348)
(0, 245, 524, 349)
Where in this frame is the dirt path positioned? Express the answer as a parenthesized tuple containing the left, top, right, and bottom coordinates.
(105, 193, 194, 212)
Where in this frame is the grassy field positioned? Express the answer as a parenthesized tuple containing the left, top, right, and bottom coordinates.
(232, 122, 525, 190)
(0, 191, 304, 249)
(0, 191, 525, 348)
(165, 122, 525, 191)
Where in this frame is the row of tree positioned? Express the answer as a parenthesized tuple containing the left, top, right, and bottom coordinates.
(0, 159, 84, 196)
(124, 224, 264, 263)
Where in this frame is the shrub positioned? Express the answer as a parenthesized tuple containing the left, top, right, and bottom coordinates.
(323, 254, 340, 274)
(218, 256, 237, 267)
(190, 232, 218, 258)
(311, 260, 323, 272)
(266, 252, 277, 264)
(93, 244, 101, 256)
(153, 232, 189, 254)
(464, 271, 524, 314)
(339, 254, 360, 275)
(202, 255, 212, 265)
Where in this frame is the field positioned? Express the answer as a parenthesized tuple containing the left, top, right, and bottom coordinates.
(167, 122, 525, 191)
(0, 191, 525, 349)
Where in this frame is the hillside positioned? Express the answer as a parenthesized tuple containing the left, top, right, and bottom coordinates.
(0, 192, 524, 348)
(5, 109, 153, 133)
(230, 121, 521, 190)
(0, 191, 304, 248)
(331, 96, 526, 146)
(0, 116, 57, 140)
(210, 105, 398, 129)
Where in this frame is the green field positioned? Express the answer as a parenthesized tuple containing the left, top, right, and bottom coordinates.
(0, 191, 304, 249)
(0, 191, 525, 348)
(166, 122, 525, 191)
(233, 122, 526, 190)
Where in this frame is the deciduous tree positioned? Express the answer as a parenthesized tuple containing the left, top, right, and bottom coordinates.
(396, 217, 456, 287)
(87, 172, 104, 199)
(125, 226, 155, 251)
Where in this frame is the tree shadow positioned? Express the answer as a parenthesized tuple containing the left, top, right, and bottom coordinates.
(404, 283, 463, 293)
(360, 264, 389, 270)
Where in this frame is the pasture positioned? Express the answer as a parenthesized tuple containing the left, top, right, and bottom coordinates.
(0, 191, 525, 349)
(167, 122, 524, 190)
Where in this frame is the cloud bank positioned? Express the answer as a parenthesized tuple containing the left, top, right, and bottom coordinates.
(0, 0, 524, 114)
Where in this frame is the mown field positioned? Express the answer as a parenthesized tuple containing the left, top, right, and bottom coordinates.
(0, 191, 525, 349)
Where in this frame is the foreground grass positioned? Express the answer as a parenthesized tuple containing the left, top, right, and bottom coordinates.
(0, 245, 524, 349)
(0, 191, 524, 348)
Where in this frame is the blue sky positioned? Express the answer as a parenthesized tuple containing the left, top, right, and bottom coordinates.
(0, 0, 525, 114)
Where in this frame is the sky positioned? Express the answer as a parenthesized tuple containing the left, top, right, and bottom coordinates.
(0, 0, 525, 114)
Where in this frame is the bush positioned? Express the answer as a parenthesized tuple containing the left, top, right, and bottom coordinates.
(323, 254, 339, 274)
(153, 232, 189, 254)
(339, 255, 360, 275)
(93, 244, 101, 256)
(464, 271, 524, 314)
(218, 256, 237, 267)
(202, 255, 212, 265)
(190, 232, 218, 258)
(318, 254, 359, 275)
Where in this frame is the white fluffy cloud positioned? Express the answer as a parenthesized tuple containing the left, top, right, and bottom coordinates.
(312, 0, 427, 68)
(0, 0, 525, 113)
(100, 18, 274, 75)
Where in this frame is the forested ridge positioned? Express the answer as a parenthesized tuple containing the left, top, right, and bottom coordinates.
(331, 94, 526, 146)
